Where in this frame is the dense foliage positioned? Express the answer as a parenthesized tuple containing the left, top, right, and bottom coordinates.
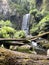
(30, 14, 49, 35)
(8, 0, 37, 15)
(0, 0, 49, 36)
(0, 20, 26, 38)
(0, 20, 12, 27)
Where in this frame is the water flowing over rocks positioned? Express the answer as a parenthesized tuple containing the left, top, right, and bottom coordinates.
(22, 14, 30, 35)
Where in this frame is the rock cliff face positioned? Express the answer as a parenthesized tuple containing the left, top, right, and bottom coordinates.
(0, 0, 11, 20)
(36, 0, 43, 10)
(43, 0, 49, 11)
(36, 0, 49, 11)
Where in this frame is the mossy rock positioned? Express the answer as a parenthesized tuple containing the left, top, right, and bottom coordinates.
(16, 45, 33, 53)
(42, 43, 49, 49)
(10, 46, 19, 51)
(38, 39, 49, 49)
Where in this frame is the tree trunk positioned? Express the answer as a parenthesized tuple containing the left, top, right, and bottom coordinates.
(0, 47, 49, 65)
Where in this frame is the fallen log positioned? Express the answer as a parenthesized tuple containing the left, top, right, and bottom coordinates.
(0, 38, 27, 41)
(31, 32, 49, 40)
(0, 47, 49, 65)
(0, 32, 49, 48)
(0, 41, 25, 46)
(0, 38, 30, 47)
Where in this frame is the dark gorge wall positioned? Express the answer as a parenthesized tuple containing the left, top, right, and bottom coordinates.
(0, 0, 11, 20)
(36, 0, 43, 10)
(35, 0, 49, 11)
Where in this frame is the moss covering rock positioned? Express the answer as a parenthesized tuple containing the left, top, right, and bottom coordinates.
(14, 30, 26, 39)
(16, 44, 33, 53)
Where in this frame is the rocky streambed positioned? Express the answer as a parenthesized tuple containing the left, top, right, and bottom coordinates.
(0, 32, 49, 65)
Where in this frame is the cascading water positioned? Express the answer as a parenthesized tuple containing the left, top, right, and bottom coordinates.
(22, 14, 30, 35)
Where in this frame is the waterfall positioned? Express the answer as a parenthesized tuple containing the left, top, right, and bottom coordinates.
(22, 14, 30, 35)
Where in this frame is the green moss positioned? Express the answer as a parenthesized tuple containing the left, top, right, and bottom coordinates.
(38, 15, 49, 25)
(30, 26, 38, 35)
(0, 20, 26, 38)
(30, 14, 49, 35)
(42, 42, 49, 49)
(16, 47, 32, 53)
(0, 20, 12, 27)
(14, 30, 26, 39)
(30, 9, 38, 16)
(0, 26, 16, 38)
